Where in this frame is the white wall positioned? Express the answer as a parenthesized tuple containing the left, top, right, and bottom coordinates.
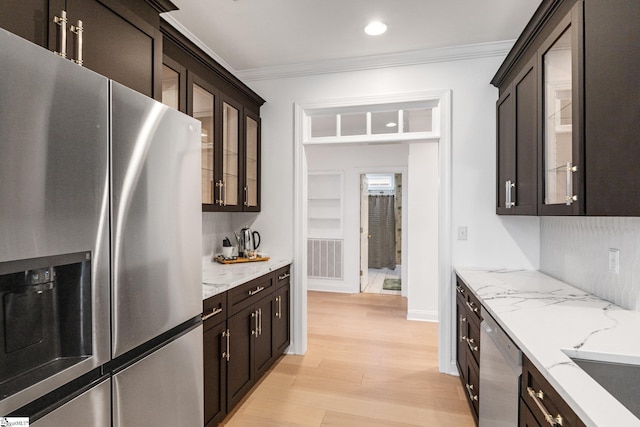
(305, 143, 409, 293)
(407, 142, 439, 321)
(248, 54, 540, 273)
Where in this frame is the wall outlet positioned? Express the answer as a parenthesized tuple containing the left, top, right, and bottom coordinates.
(457, 226, 468, 240)
(608, 248, 620, 274)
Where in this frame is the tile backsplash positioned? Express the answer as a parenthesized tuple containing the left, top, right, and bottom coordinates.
(540, 217, 640, 311)
(202, 213, 232, 257)
(202, 212, 260, 257)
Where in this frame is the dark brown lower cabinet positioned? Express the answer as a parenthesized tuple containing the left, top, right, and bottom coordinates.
(254, 295, 274, 379)
(273, 283, 290, 356)
(203, 320, 227, 427)
(455, 294, 467, 383)
(226, 303, 255, 412)
(521, 355, 586, 427)
(455, 276, 481, 425)
(203, 264, 292, 426)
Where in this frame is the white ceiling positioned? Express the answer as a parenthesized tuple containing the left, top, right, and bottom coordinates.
(165, 0, 542, 75)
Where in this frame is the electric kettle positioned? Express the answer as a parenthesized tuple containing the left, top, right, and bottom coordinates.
(240, 227, 261, 256)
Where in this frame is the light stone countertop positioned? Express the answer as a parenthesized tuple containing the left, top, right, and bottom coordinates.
(202, 255, 292, 300)
(455, 268, 640, 427)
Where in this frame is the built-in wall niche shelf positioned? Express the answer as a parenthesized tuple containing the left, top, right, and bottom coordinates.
(308, 172, 343, 238)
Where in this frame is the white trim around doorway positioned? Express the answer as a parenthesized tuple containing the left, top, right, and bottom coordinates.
(293, 90, 454, 375)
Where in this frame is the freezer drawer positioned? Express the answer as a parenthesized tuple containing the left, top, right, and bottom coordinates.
(113, 325, 203, 427)
(110, 81, 202, 358)
(31, 379, 111, 427)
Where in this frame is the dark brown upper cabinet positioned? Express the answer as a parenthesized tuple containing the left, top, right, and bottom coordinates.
(244, 109, 261, 212)
(161, 20, 265, 213)
(583, 0, 640, 215)
(537, 3, 584, 216)
(496, 57, 538, 215)
(0, 0, 174, 99)
(493, 0, 640, 216)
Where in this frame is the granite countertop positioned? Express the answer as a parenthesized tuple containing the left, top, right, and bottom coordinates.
(455, 268, 640, 427)
(202, 255, 292, 300)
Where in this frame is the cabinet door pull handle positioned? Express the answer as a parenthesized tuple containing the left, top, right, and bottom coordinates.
(248, 286, 265, 296)
(222, 329, 230, 361)
(258, 308, 262, 336)
(456, 285, 465, 295)
(527, 387, 564, 426)
(202, 307, 223, 322)
(244, 186, 249, 207)
(565, 162, 578, 205)
(70, 19, 83, 65)
(216, 180, 224, 206)
(465, 383, 478, 401)
(458, 316, 466, 341)
(278, 296, 282, 319)
(53, 10, 68, 59)
(223, 180, 227, 206)
(465, 301, 479, 313)
(251, 311, 258, 336)
(278, 273, 290, 281)
(505, 180, 515, 208)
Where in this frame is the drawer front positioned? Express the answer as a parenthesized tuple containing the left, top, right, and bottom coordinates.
(455, 276, 468, 301)
(522, 356, 579, 427)
(229, 274, 274, 314)
(203, 292, 227, 329)
(274, 265, 291, 289)
(465, 312, 481, 365)
(466, 289, 482, 324)
(465, 355, 480, 419)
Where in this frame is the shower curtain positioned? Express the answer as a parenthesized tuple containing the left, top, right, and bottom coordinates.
(368, 195, 396, 270)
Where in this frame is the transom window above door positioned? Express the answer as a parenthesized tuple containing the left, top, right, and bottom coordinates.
(303, 100, 439, 144)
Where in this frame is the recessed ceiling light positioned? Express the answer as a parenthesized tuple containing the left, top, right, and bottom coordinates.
(365, 21, 387, 36)
(386, 122, 397, 128)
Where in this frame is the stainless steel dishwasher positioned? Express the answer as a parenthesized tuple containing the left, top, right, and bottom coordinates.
(478, 307, 522, 427)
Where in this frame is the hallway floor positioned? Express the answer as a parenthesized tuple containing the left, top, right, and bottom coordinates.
(362, 266, 401, 295)
(220, 291, 474, 427)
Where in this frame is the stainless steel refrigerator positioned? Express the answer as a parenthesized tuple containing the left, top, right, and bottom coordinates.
(0, 28, 203, 426)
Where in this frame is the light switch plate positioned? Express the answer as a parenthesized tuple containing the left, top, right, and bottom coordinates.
(608, 248, 620, 274)
(457, 226, 468, 240)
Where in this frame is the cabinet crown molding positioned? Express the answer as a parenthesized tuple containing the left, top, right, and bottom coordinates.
(491, 0, 569, 88)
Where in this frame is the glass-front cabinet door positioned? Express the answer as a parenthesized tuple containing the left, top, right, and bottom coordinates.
(187, 74, 259, 212)
(244, 112, 260, 211)
(194, 84, 215, 206)
(539, 3, 583, 215)
(188, 74, 218, 209)
(221, 98, 242, 210)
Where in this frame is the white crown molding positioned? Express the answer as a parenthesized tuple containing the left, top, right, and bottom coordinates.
(162, 15, 514, 83)
(162, 14, 238, 77)
(236, 40, 515, 82)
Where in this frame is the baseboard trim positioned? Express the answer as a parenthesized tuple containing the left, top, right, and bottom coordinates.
(307, 282, 354, 293)
(445, 359, 460, 376)
(407, 309, 438, 323)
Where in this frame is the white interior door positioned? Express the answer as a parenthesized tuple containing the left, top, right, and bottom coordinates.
(360, 174, 369, 292)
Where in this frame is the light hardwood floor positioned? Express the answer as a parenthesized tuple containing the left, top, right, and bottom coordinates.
(220, 291, 474, 427)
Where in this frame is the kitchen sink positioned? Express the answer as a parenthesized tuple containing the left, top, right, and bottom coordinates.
(570, 357, 640, 419)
